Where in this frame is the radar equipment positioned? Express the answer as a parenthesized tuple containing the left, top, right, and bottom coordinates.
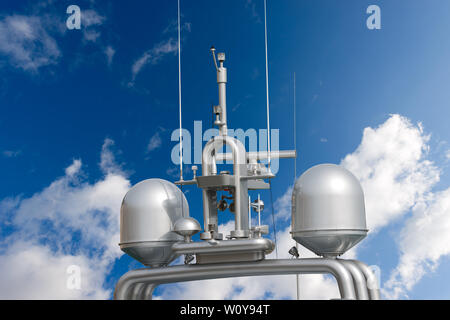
(114, 0, 380, 301)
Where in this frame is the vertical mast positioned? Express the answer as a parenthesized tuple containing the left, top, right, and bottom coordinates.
(217, 53, 228, 136)
(211, 47, 228, 136)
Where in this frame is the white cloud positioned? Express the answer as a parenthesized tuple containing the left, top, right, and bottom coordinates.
(163, 20, 192, 34)
(127, 18, 192, 87)
(82, 9, 105, 28)
(165, 165, 190, 179)
(166, 167, 179, 178)
(0, 5, 107, 73)
(383, 187, 450, 299)
(245, 0, 262, 24)
(81, 9, 105, 43)
(100, 138, 124, 175)
(272, 185, 293, 222)
(64, 159, 81, 176)
(147, 131, 162, 153)
(339, 114, 450, 299)
(2, 150, 22, 158)
(129, 38, 178, 86)
(104, 46, 115, 67)
(0, 242, 110, 299)
(0, 15, 61, 71)
(0, 139, 130, 299)
(341, 114, 440, 232)
(83, 29, 101, 42)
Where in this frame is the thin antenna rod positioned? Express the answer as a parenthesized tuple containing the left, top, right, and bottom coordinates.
(257, 194, 261, 227)
(264, 0, 271, 170)
(249, 195, 252, 230)
(178, 0, 183, 180)
(294, 72, 300, 300)
(294, 72, 297, 181)
(269, 181, 278, 258)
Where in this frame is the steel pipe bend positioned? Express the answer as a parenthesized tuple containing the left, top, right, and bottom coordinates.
(114, 258, 357, 300)
(128, 282, 154, 300)
(201, 135, 249, 237)
(350, 260, 380, 300)
(338, 260, 369, 300)
(130, 283, 145, 300)
(143, 283, 156, 300)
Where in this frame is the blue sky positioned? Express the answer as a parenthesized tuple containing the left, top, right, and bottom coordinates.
(1, 0, 450, 299)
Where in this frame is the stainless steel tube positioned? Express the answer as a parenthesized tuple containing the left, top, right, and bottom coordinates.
(172, 238, 275, 255)
(215, 150, 297, 162)
(114, 258, 356, 300)
(351, 260, 381, 300)
(339, 260, 369, 300)
(218, 82, 227, 135)
(217, 60, 227, 135)
(143, 283, 156, 300)
(202, 136, 248, 238)
(131, 283, 145, 300)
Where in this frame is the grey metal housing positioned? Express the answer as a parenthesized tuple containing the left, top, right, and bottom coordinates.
(119, 179, 188, 267)
(291, 164, 368, 257)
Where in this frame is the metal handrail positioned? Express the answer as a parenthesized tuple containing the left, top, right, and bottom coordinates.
(114, 258, 357, 300)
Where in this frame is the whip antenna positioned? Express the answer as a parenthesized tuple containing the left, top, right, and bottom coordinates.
(178, 0, 186, 219)
(265, 0, 278, 259)
(264, 0, 271, 171)
(294, 72, 297, 192)
(178, 0, 183, 181)
(294, 72, 300, 300)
